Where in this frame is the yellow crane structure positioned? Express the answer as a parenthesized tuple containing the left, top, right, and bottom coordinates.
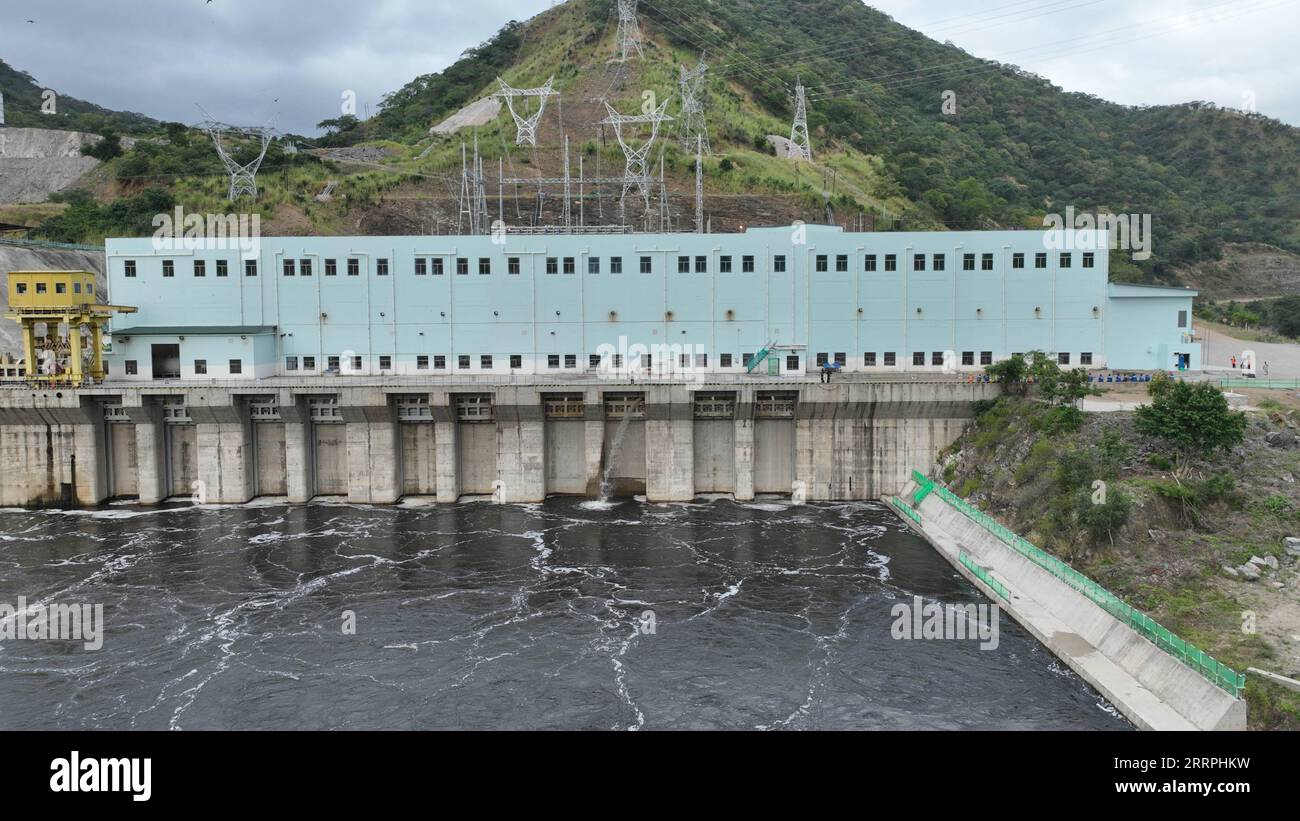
(4, 270, 137, 385)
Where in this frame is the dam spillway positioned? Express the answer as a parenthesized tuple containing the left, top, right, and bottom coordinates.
(0, 378, 996, 508)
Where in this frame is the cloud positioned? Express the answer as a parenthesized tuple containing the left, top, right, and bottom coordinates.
(870, 0, 1300, 124)
(1, 0, 1294, 135)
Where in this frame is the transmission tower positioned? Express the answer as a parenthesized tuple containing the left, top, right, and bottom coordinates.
(600, 98, 673, 218)
(678, 58, 710, 154)
(495, 76, 557, 146)
(198, 120, 279, 200)
(789, 80, 813, 162)
(458, 138, 490, 234)
(611, 0, 644, 63)
(695, 135, 704, 233)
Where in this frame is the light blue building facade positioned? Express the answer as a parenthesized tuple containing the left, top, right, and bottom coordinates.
(102, 225, 1199, 380)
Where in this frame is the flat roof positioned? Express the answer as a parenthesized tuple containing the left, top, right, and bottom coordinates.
(1107, 282, 1199, 298)
(109, 325, 277, 336)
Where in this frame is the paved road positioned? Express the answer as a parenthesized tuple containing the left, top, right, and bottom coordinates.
(1201, 325, 1300, 379)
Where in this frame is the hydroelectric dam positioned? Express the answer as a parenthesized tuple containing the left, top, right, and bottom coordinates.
(0, 378, 993, 508)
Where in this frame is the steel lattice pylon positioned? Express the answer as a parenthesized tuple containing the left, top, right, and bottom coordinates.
(611, 0, 644, 63)
(789, 80, 813, 162)
(600, 99, 673, 216)
(678, 58, 710, 154)
(199, 121, 279, 200)
(495, 76, 557, 146)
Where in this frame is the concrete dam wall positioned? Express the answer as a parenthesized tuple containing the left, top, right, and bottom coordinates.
(0, 380, 996, 508)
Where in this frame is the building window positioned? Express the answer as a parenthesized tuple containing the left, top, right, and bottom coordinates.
(55, 282, 66, 294)
(565, 354, 577, 369)
(611, 256, 623, 274)
(1058, 352, 1070, 365)
(834, 352, 846, 366)
(434, 356, 446, 370)
(836, 254, 848, 272)
(124, 260, 137, 277)
(328, 356, 340, 370)
(193, 260, 206, 277)
(481, 355, 492, 369)
(1082, 252, 1095, 268)
(163, 260, 175, 278)
(414, 258, 426, 276)
(417, 355, 429, 370)
(720, 353, 733, 368)
(720, 255, 732, 273)
(325, 258, 338, 276)
(981, 253, 993, 271)
(694, 256, 706, 273)
(678, 256, 690, 274)
(547, 257, 559, 275)
(374, 355, 389, 370)
(229, 359, 242, 375)
(884, 254, 897, 272)
(15, 283, 26, 294)
(696, 353, 708, 368)
(913, 352, 925, 366)
(35, 283, 46, 294)
(458, 355, 471, 369)
(301, 258, 314, 277)
(640, 256, 652, 274)
(590, 354, 602, 368)
(774, 255, 786, 273)
(216, 259, 228, 277)
(816, 255, 828, 273)
(913, 253, 925, 272)
(1080, 352, 1093, 365)
(563, 257, 576, 275)
(351, 355, 363, 371)
(1059, 253, 1072, 268)
(548, 354, 560, 369)
(510, 355, 522, 369)
(377, 259, 389, 276)
(1178, 310, 1188, 328)
(455, 258, 468, 276)
(245, 260, 258, 277)
(508, 257, 520, 275)
(962, 351, 974, 366)
(589, 257, 601, 274)
(285, 356, 300, 371)
(742, 255, 754, 273)
(195, 359, 208, 375)
(980, 351, 993, 365)
(347, 258, 360, 276)
(931, 352, 944, 366)
(883, 352, 896, 367)
(785, 355, 799, 370)
(679, 353, 691, 368)
(283, 259, 295, 276)
(864, 352, 877, 367)
(865, 254, 877, 272)
(933, 254, 945, 271)
(1035, 252, 1047, 269)
(479, 257, 491, 275)
(125, 360, 138, 375)
(303, 357, 315, 370)
(963, 253, 975, 271)
(816, 353, 829, 367)
(1012, 252, 1025, 269)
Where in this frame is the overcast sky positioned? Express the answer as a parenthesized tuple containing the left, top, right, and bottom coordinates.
(0, 0, 1295, 134)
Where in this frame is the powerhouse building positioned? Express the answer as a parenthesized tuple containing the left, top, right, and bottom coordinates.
(101, 225, 1199, 380)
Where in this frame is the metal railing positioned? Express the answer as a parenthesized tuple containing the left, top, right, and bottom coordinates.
(958, 551, 1010, 600)
(891, 496, 921, 525)
(912, 470, 1246, 697)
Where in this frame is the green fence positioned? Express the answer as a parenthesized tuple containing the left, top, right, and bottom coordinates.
(1218, 378, 1300, 390)
(912, 470, 1245, 697)
(958, 551, 1010, 600)
(891, 497, 921, 525)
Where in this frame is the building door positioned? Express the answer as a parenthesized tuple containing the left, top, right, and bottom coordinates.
(151, 344, 180, 379)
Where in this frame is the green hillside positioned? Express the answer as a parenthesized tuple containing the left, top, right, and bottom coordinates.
(20, 0, 1300, 290)
(0, 58, 158, 135)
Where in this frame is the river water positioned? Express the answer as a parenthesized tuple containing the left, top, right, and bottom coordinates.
(0, 498, 1129, 730)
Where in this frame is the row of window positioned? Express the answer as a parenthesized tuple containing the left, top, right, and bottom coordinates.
(12, 281, 95, 295)
(282, 353, 783, 372)
(121, 250, 1096, 280)
(118, 359, 242, 376)
(815, 351, 1094, 367)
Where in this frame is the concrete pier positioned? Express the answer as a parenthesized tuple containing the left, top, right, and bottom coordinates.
(0, 379, 996, 507)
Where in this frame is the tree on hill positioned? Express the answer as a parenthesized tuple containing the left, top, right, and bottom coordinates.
(1134, 378, 1247, 475)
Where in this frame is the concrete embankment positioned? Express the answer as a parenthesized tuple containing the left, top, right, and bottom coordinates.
(0, 379, 996, 507)
(896, 479, 1247, 731)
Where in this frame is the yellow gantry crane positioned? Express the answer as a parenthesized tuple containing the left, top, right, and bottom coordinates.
(4, 270, 137, 385)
